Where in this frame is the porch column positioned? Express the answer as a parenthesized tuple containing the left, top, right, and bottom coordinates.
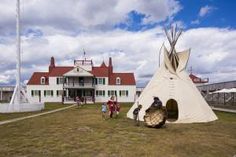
(92, 89, 95, 103)
(66, 89, 69, 99)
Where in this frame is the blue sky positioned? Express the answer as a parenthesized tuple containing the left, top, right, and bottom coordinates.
(176, 0, 236, 28)
(115, 0, 236, 31)
(0, 0, 236, 86)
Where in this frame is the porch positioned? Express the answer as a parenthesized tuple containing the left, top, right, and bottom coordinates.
(63, 88, 95, 104)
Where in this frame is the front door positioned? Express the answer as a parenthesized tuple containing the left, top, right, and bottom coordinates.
(166, 99, 178, 122)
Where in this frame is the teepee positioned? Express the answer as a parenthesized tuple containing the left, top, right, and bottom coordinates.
(127, 26, 217, 123)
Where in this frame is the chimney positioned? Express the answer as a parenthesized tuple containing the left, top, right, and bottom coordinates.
(108, 57, 113, 84)
(49, 56, 55, 72)
(108, 57, 113, 74)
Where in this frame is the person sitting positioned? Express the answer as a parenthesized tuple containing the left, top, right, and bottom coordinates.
(151, 97, 162, 109)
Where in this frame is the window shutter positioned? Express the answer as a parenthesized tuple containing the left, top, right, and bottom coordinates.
(103, 90, 105, 96)
(126, 91, 128, 96)
(44, 91, 46, 97)
(95, 78, 97, 85)
(51, 90, 53, 96)
(103, 78, 105, 85)
(31, 90, 34, 96)
(108, 91, 110, 96)
(115, 91, 117, 96)
(119, 91, 121, 96)
(56, 78, 59, 84)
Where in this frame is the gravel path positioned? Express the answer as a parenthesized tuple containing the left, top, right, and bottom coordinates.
(0, 104, 76, 125)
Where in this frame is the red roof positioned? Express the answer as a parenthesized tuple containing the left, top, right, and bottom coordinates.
(49, 66, 73, 76)
(27, 67, 73, 85)
(109, 73, 136, 85)
(100, 61, 107, 68)
(27, 72, 49, 85)
(91, 67, 109, 77)
(189, 74, 209, 84)
(27, 57, 136, 85)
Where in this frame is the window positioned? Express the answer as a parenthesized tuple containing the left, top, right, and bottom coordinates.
(96, 90, 105, 97)
(56, 90, 63, 97)
(119, 90, 129, 97)
(97, 78, 105, 85)
(44, 90, 53, 97)
(116, 77, 121, 85)
(31, 90, 40, 97)
(108, 90, 117, 97)
(56, 77, 64, 84)
(40, 77, 46, 84)
(94, 78, 97, 85)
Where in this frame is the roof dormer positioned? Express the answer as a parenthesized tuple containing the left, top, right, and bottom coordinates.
(40, 76, 46, 85)
(116, 77, 121, 85)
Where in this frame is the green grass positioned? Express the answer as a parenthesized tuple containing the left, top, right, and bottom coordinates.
(0, 103, 235, 157)
(0, 103, 71, 121)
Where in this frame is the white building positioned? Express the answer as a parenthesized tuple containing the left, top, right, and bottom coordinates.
(27, 57, 136, 104)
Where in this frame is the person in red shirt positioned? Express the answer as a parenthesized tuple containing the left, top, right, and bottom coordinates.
(107, 96, 115, 118)
(116, 102, 121, 116)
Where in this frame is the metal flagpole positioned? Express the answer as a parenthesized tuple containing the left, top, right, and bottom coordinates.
(16, 0, 21, 105)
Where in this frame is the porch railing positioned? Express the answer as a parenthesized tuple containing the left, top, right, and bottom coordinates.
(63, 96, 95, 103)
(64, 83, 94, 88)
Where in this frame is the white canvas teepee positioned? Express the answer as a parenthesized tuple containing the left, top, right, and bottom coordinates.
(127, 27, 217, 123)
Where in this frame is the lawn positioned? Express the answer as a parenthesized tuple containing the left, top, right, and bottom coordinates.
(0, 103, 235, 157)
(0, 103, 71, 121)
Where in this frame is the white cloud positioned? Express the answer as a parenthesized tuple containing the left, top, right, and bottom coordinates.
(191, 19, 200, 25)
(0, 1, 235, 86)
(1, 27, 236, 86)
(0, 0, 181, 34)
(0, 75, 11, 84)
(176, 28, 236, 83)
(199, 5, 215, 17)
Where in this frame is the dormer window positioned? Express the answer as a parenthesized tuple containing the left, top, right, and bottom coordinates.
(116, 77, 121, 85)
(41, 77, 46, 84)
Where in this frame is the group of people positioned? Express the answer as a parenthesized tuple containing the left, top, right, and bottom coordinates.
(133, 97, 163, 126)
(101, 96, 120, 119)
(76, 96, 87, 107)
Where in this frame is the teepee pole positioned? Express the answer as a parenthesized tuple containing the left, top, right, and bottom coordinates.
(158, 42, 164, 67)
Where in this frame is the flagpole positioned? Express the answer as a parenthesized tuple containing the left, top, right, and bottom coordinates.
(16, 0, 21, 104)
(83, 48, 86, 60)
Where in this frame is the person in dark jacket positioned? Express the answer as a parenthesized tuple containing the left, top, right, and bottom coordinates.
(133, 104, 142, 126)
(151, 97, 162, 109)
